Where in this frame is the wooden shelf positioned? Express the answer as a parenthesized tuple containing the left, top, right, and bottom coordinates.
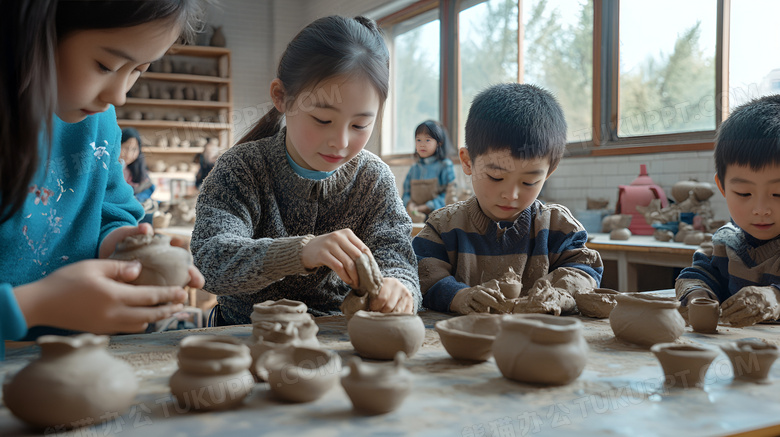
(145, 147, 204, 154)
(166, 44, 231, 57)
(125, 98, 230, 109)
(117, 120, 230, 130)
(141, 72, 229, 84)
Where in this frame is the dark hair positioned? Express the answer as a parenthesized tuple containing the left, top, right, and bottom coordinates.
(240, 15, 389, 143)
(415, 120, 451, 161)
(0, 0, 202, 224)
(714, 94, 780, 186)
(465, 83, 567, 173)
(121, 127, 149, 184)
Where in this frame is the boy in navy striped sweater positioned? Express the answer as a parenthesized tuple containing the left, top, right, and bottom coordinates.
(413, 83, 603, 315)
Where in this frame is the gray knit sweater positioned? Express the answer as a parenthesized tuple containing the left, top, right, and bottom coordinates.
(191, 128, 421, 324)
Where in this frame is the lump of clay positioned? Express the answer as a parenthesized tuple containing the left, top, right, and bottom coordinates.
(651, 343, 719, 389)
(435, 314, 502, 362)
(348, 310, 425, 360)
(109, 233, 192, 286)
(2, 334, 138, 429)
(721, 340, 779, 384)
(340, 251, 383, 320)
(610, 293, 685, 347)
(341, 352, 412, 415)
(264, 346, 341, 403)
(574, 288, 619, 318)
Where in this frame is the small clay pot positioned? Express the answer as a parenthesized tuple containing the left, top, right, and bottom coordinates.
(499, 280, 522, 299)
(574, 288, 619, 319)
(688, 297, 720, 333)
(108, 233, 192, 286)
(341, 352, 412, 415)
(347, 311, 425, 360)
(250, 299, 319, 347)
(610, 293, 685, 347)
(492, 314, 588, 385)
(651, 343, 719, 389)
(169, 336, 254, 411)
(264, 346, 341, 403)
(435, 314, 502, 362)
(721, 340, 779, 384)
(2, 334, 138, 429)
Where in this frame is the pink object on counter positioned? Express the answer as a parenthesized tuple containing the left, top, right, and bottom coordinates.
(616, 164, 668, 235)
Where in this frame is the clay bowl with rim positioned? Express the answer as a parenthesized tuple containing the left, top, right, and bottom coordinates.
(650, 343, 719, 389)
(721, 340, 779, 384)
(574, 288, 620, 319)
(435, 314, 502, 362)
(347, 310, 425, 360)
(264, 346, 341, 403)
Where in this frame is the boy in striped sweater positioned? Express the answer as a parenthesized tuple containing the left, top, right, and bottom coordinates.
(413, 84, 603, 315)
(676, 95, 780, 327)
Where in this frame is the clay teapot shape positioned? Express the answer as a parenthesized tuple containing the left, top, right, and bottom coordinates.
(435, 314, 502, 362)
(688, 297, 720, 333)
(721, 340, 779, 384)
(341, 352, 412, 415)
(347, 310, 425, 360)
(492, 314, 588, 385)
(651, 343, 719, 389)
(264, 346, 341, 403)
(616, 164, 668, 235)
(609, 293, 685, 347)
(169, 335, 254, 411)
(109, 233, 192, 286)
(3, 334, 139, 429)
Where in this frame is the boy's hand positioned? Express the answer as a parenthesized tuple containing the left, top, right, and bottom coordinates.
(450, 280, 505, 314)
(721, 286, 780, 327)
(99, 223, 154, 259)
(301, 229, 368, 287)
(369, 277, 415, 314)
(523, 279, 575, 316)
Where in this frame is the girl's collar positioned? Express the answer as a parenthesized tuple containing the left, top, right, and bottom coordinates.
(419, 155, 439, 165)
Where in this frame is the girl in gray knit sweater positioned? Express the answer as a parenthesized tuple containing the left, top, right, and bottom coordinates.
(191, 16, 420, 325)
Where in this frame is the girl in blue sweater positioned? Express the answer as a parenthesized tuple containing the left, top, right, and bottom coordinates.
(402, 120, 457, 218)
(0, 0, 205, 359)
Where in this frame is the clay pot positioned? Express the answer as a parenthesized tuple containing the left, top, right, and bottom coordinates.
(347, 310, 425, 360)
(610, 228, 632, 240)
(210, 25, 226, 47)
(250, 299, 319, 347)
(574, 288, 619, 319)
(651, 343, 719, 389)
(109, 233, 192, 287)
(264, 347, 341, 403)
(169, 336, 253, 411)
(2, 334, 138, 429)
(688, 297, 719, 333)
(672, 180, 715, 203)
(492, 314, 588, 385)
(610, 293, 685, 347)
(435, 314, 502, 362)
(341, 352, 412, 415)
(499, 280, 522, 299)
(721, 340, 779, 384)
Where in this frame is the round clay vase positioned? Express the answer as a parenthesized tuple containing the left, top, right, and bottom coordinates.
(250, 299, 319, 347)
(721, 340, 779, 384)
(435, 314, 502, 362)
(108, 233, 192, 287)
(341, 352, 412, 415)
(347, 310, 425, 360)
(169, 335, 254, 411)
(651, 343, 719, 389)
(688, 297, 720, 334)
(610, 293, 685, 347)
(2, 334, 139, 429)
(264, 346, 341, 403)
(492, 314, 588, 385)
(574, 288, 619, 319)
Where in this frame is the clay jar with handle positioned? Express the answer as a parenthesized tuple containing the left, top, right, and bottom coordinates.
(688, 297, 720, 333)
(109, 233, 192, 286)
(347, 310, 425, 360)
(721, 340, 779, 384)
(341, 351, 412, 415)
(169, 335, 254, 411)
(651, 343, 719, 389)
(609, 293, 685, 347)
(2, 334, 139, 429)
(492, 314, 588, 385)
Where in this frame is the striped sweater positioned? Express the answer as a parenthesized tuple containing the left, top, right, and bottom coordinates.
(676, 223, 780, 303)
(413, 196, 603, 312)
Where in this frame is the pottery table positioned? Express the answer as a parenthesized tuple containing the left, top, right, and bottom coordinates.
(2, 308, 780, 437)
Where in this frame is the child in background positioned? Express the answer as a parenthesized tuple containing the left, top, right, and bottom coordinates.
(0, 0, 205, 358)
(676, 94, 780, 327)
(402, 120, 456, 218)
(120, 127, 155, 203)
(413, 83, 603, 315)
(191, 16, 420, 325)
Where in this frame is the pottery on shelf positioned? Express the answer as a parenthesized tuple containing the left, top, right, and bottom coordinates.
(2, 334, 138, 429)
(492, 314, 588, 385)
(340, 252, 384, 320)
(108, 233, 192, 287)
(574, 288, 619, 319)
(651, 343, 719, 389)
(347, 310, 425, 360)
(721, 340, 779, 384)
(609, 293, 685, 347)
(210, 25, 226, 47)
(169, 335, 253, 411)
(341, 352, 412, 415)
(435, 314, 502, 362)
(609, 228, 632, 240)
(264, 346, 341, 403)
(688, 297, 720, 333)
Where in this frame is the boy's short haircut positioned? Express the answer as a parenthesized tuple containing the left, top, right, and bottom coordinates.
(465, 83, 567, 172)
(715, 94, 780, 186)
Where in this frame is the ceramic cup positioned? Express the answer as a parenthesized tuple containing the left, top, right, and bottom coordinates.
(688, 297, 719, 333)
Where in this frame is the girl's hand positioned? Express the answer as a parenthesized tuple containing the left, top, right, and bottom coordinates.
(99, 223, 154, 259)
(301, 229, 368, 287)
(14, 259, 188, 334)
(369, 277, 415, 314)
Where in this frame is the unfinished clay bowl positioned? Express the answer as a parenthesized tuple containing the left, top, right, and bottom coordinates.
(721, 340, 779, 384)
(492, 314, 588, 385)
(651, 343, 719, 389)
(264, 346, 341, 403)
(109, 233, 192, 286)
(341, 352, 412, 415)
(435, 314, 502, 362)
(574, 288, 619, 319)
(688, 297, 720, 333)
(169, 335, 254, 411)
(347, 310, 425, 360)
(250, 299, 319, 347)
(610, 293, 685, 347)
(2, 334, 138, 429)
